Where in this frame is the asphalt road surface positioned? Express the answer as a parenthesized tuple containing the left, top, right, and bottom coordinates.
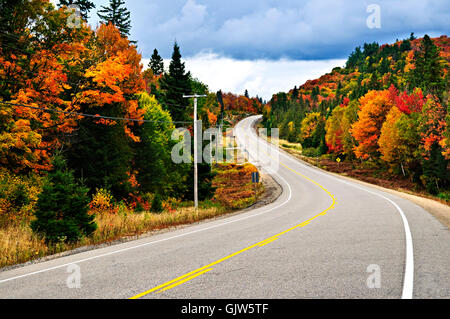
(0, 115, 448, 299)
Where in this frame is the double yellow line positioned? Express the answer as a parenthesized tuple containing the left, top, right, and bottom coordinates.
(130, 161, 336, 299)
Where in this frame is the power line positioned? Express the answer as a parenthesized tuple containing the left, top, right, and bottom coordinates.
(0, 101, 192, 124)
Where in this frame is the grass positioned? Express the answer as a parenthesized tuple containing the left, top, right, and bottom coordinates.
(0, 163, 262, 269)
(257, 129, 450, 206)
(0, 206, 225, 268)
(212, 163, 263, 210)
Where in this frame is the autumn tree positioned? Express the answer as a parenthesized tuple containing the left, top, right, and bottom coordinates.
(351, 89, 394, 159)
(441, 102, 450, 160)
(98, 0, 132, 37)
(341, 100, 359, 158)
(418, 96, 446, 157)
(378, 107, 420, 175)
(0, 103, 42, 172)
(299, 112, 325, 149)
(1, 0, 93, 172)
(325, 104, 345, 154)
(66, 23, 145, 199)
(133, 92, 188, 197)
(417, 96, 448, 193)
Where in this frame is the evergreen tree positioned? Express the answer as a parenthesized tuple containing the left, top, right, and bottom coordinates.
(292, 86, 299, 100)
(58, 0, 95, 21)
(98, 0, 132, 37)
(31, 155, 96, 243)
(422, 143, 448, 195)
(160, 42, 191, 122)
(66, 105, 134, 200)
(409, 35, 445, 98)
(151, 193, 163, 213)
(149, 48, 164, 76)
(244, 89, 249, 98)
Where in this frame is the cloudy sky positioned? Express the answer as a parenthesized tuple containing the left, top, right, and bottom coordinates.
(75, 0, 449, 99)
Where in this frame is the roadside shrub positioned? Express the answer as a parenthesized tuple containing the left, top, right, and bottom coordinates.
(302, 147, 321, 157)
(0, 169, 42, 227)
(437, 192, 450, 202)
(151, 193, 163, 213)
(90, 188, 114, 212)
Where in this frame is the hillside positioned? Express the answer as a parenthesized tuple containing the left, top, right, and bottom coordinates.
(263, 34, 449, 198)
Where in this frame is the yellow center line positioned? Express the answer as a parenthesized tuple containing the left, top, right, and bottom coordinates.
(155, 268, 214, 294)
(258, 237, 279, 247)
(130, 159, 337, 299)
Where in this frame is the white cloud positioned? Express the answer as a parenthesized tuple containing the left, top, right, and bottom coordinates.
(123, 0, 449, 60)
(144, 52, 346, 100)
(157, 0, 207, 35)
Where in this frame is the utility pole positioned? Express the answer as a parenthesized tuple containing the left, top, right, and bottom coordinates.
(183, 94, 206, 209)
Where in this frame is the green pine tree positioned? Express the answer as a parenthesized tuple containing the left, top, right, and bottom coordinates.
(244, 89, 249, 98)
(31, 155, 96, 243)
(58, 0, 96, 21)
(160, 42, 192, 122)
(149, 48, 164, 76)
(409, 34, 445, 98)
(292, 86, 299, 100)
(98, 0, 132, 37)
(422, 143, 448, 195)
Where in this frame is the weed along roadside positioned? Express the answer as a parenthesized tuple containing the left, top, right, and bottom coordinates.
(0, 162, 280, 270)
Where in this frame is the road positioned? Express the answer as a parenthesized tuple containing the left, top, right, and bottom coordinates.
(0, 115, 449, 299)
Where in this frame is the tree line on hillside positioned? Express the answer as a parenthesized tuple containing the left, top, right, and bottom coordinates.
(0, 0, 261, 243)
(263, 34, 449, 197)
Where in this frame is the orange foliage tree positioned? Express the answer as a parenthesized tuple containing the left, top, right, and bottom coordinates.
(1, 3, 93, 172)
(418, 96, 447, 159)
(351, 89, 395, 159)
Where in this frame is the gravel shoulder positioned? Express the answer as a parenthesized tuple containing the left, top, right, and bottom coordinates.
(283, 147, 450, 229)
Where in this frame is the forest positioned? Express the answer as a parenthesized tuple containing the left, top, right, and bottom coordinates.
(262, 33, 449, 199)
(0, 0, 262, 265)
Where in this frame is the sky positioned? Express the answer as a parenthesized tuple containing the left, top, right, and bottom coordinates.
(58, 0, 450, 100)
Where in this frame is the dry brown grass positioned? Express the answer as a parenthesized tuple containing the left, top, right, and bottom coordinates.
(0, 162, 263, 269)
(0, 223, 48, 268)
(212, 163, 263, 209)
(0, 206, 225, 269)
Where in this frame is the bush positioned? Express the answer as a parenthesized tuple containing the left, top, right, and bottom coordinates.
(31, 156, 97, 243)
(89, 188, 114, 212)
(151, 193, 163, 213)
(0, 169, 42, 227)
(302, 147, 321, 157)
(437, 192, 450, 202)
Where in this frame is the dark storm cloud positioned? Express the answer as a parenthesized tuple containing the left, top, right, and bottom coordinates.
(89, 0, 449, 60)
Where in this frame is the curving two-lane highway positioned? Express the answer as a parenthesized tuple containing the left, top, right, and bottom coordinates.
(0, 115, 449, 299)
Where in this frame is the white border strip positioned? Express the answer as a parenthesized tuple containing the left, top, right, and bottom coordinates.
(0, 171, 293, 285)
(256, 116, 414, 299)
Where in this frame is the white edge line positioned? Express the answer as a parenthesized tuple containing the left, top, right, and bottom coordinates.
(1, 116, 414, 300)
(0, 144, 293, 285)
(253, 115, 414, 299)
